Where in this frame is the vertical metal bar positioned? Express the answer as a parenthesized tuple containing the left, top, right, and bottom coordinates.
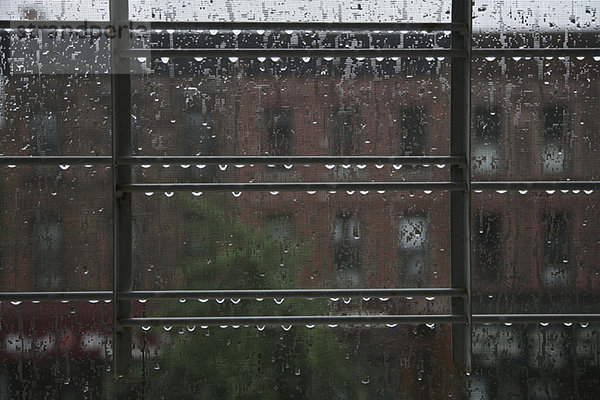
(110, 0, 132, 378)
(451, 0, 472, 375)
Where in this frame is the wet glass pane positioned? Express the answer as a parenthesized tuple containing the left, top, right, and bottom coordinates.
(472, 191, 600, 314)
(0, 165, 113, 291)
(1, 74, 112, 155)
(130, 55, 451, 157)
(129, 1, 451, 23)
(132, 191, 450, 290)
(471, 323, 600, 399)
(121, 324, 458, 399)
(0, 301, 112, 399)
(471, 57, 600, 181)
(473, 0, 600, 48)
(0, 1, 109, 21)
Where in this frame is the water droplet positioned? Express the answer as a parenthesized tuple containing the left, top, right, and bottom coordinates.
(257, 56, 266, 62)
(393, 164, 403, 170)
(328, 324, 338, 328)
(270, 57, 281, 62)
(59, 164, 70, 170)
(198, 298, 208, 302)
(196, 164, 206, 169)
(572, 189, 581, 194)
(192, 192, 203, 196)
(305, 324, 315, 329)
(141, 164, 151, 169)
(216, 298, 225, 304)
(379, 297, 389, 302)
(584, 190, 594, 195)
(426, 323, 436, 329)
(346, 191, 355, 195)
(228, 57, 239, 63)
(141, 326, 151, 331)
(330, 297, 339, 302)
(302, 56, 311, 62)
(362, 297, 371, 301)
(375, 164, 384, 169)
(187, 325, 196, 332)
(256, 298, 264, 302)
(164, 192, 174, 198)
(218, 164, 228, 171)
(425, 296, 435, 301)
(423, 190, 432, 195)
(519, 190, 528, 195)
(179, 298, 186, 303)
(137, 57, 147, 63)
(540, 322, 549, 326)
(138, 299, 147, 303)
(342, 298, 351, 304)
(282, 325, 292, 331)
(325, 164, 335, 170)
(256, 325, 265, 331)
(360, 190, 369, 195)
(232, 191, 242, 198)
(485, 57, 496, 62)
(564, 322, 573, 327)
(307, 190, 316, 195)
(270, 191, 279, 196)
(436, 164, 446, 169)
(504, 322, 513, 326)
(386, 323, 397, 328)
(230, 298, 241, 304)
(181, 164, 190, 169)
(546, 190, 556, 195)
(274, 298, 284, 304)
(361, 376, 370, 384)
(209, 29, 218, 35)
(580, 322, 589, 328)
(10, 301, 22, 306)
(163, 326, 172, 331)
(160, 57, 169, 63)
(144, 192, 154, 197)
(495, 190, 507, 194)
(194, 57, 204, 62)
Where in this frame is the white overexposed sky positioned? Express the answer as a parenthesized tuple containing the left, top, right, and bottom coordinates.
(0, 0, 597, 32)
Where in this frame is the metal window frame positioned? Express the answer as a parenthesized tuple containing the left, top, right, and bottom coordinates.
(1, 0, 599, 381)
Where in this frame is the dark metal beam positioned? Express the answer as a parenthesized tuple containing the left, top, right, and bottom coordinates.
(129, 48, 462, 58)
(121, 314, 466, 327)
(0, 156, 112, 165)
(472, 48, 600, 57)
(450, 0, 472, 376)
(0, 291, 112, 301)
(119, 288, 466, 300)
(117, 156, 465, 166)
(1, 20, 461, 33)
(472, 181, 600, 190)
(118, 182, 464, 192)
(110, 0, 132, 379)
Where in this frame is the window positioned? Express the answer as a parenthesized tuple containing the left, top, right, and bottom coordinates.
(541, 106, 568, 174)
(333, 212, 361, 287)
(1, 1, 599, 398)
(541, 211, 570, 287)
(472, 106, 501, 173)
(265, 108, 292, 156)
(399, 106, 426, 156)
(474, 212, 502, 282)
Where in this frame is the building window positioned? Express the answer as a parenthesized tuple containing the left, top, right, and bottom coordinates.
(30, 112, 58, 156)
(474, 212, 502, 282)
(264, 214, 294, 243)
(265, 109, 292, 156)
(398, 216, 427, 282)
(472, 106, 501, 173)
(542, 211, 569, 286)
(184, 110, 217, 179)
(541, 106, 568, 174)
(331, 108, 358, 156)
(34, 218, 64, 290)
(399, 106, 426, 156)
(333, 212, 361, 286)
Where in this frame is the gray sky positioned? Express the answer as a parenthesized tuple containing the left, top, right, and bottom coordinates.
(0, 0, 597, 32)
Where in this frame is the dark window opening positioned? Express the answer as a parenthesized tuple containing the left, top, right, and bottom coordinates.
(543, 106, 567, 143)
(399, 106, 426, 156)
(474, 212, 502, 282)
(265, 109, 292, 156)
(397, 216, 427, 285)
(34, 216, 64, 290)
(331, 109, 359, 156)
(542, 211, 570, 286)
(474, 106, 501, 143)
(184, 110, 217, 179)
(333, 212, 361, 284)
(30, 112, 58, 156)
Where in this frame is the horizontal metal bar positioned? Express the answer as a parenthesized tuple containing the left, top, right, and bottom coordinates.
(119, 182, 464, 192)
(472, 181, 600, 191)
(0, 156, 113, 165)
(472, 48, 600, 57)
(121, 314, 466, 327)
(473, 314, 600, 324)
(1, 20, 460, 32)
(120, 288, 466, 300)
(136, 21, 460, 32)
(0, 291, 113, 301)
(128, 48, 461, 58)
(118, 156, 465, 166)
